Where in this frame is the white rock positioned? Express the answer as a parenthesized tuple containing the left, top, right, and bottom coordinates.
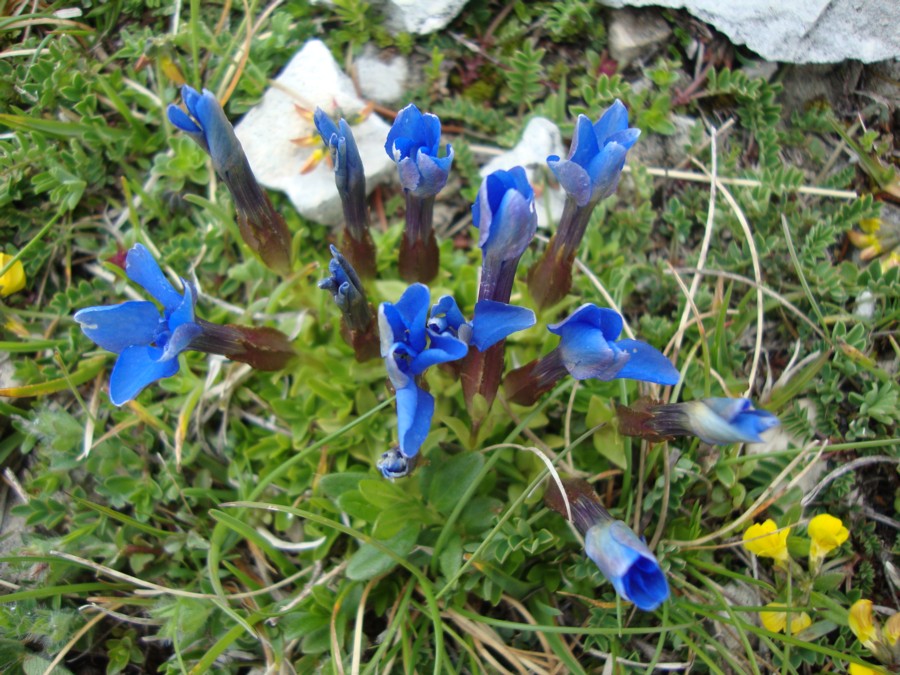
(235, 40, 395, 226)
(355, 45, 409, 107)
(479, 117, 568, 229)
(381, 0, 470, 35)
(601, 0, 900, 64)
(608, 8, 672, 66)
(855, 290, 876, 320)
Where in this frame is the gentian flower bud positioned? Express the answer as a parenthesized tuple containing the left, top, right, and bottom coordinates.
(318, 245, 378, 361)
(377, 283, 468, 478)
(167, 86, 292, 275)
(461, 167, 538, 416)
(545, 479, 669, 612)
(74, 244, 294, 405)
(505, 304, 679, 406)
(314, 109, 376, 277)
(527, 100, 639, 309)
(385, 104, 454, 283)
(617, 397, 779, 445)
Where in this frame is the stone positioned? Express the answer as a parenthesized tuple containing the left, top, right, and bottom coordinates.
(235, 40, 396, 227)
(381, 0, 470, 35)
(355, 45, 410, 107)
(479, 117, 568, 229)
(608, 8, 672, 66)
(601, 0, 900, 64)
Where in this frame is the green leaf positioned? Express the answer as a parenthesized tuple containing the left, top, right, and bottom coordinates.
(346, 523, 419, 580)
(429, 452, 484, 515)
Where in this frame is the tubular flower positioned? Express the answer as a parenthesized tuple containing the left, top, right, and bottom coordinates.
(742, 520, 790, 563)
(318, 245, 378, 361)
(314, 109, 376, 277)
(808, 513, 849, 563)
(760, 603, 812, 634)
(377, 283, 468, 478)
(167, 85, 292, 275)
(545, 479, 669, 611)
(617, 397, 780, 445)
(384, 104, 453, 198)
(505, 304, 679, 406)
(75, 244, 294, 405)
(385, 104, 453, 283)
(0, 252, 26, 297)
(428, 295, 534, 353)
(527, 101, 640, 309)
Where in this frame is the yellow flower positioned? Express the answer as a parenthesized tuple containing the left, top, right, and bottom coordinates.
(760, 603, 812, 633)
(808, 513, 849, 561)
(884, 611, 900, 646)
(848, 663, 881, 675)
(743, 519, 790, 562)
(849, 599, 877, 645)
(0, 252, 25, 297)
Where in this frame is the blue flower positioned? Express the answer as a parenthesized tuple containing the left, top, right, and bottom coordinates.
(428, 296, 535, 352)
(378, 284, 468, 477)
(74, 244, 201, 406)
(675, 398, 780, 444)
(385, 104, 454, 198)
(549, 304, 679, 385)
(471, 166, 538, 302)
(318, 245, 372, 333)
(167, 85, 241, 174)
(585, 520, 670, 611)
(547, 100, 640, 207)
(167, 85, 292, 274)
(314, 109, 365, 200)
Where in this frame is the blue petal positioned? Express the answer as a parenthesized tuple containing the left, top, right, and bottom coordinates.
(592, 99, 630, 145)
(393, 283, 430, 352)
(167, 104, 201, 134)
(412, 146, 453, 197)
(430, 295, 467, 333)
(125, 244, 183, 311)
(396, 156, 424, 193)
(704, 397, 752, 421)
(313, 108, 340, 146)
(74, 302, 162, 353)
(479, 189, 537, 262)
(607, 127, 641, 151)
(729, 408, 780, 443)
(548, 158, 593, 207)
(192, 89, 242, 172)
(396, 383, 434, 458)
(109, 345, 180, 406)
(409, 333, 468, 373)
(557, 323, 628, 380)
(566, 114, 602, 168)
(378, 447, 413, 479)
(471, 300, 535, 351)
(383, 343, 412, 390)
(385, 104, 427, 160)
(613, 339, 680, 385)
(168, 281, 196, 329)
(586, 141, 629, 203)
(160, 322, 203, 361)
(549, 304, 624, 342)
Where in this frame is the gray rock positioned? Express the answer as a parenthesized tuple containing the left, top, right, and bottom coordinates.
(235, 40, 395, 227)
(608, 8, 672, 66)
(601, 0, 900, 64)
(381, 0, 470, 35)
(355, 45, 410, 107)
(479, 117, 568, 228)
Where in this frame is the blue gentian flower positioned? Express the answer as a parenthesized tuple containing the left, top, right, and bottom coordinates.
(545, 478, 669, 612)
(378, 284, 468, 477)
(384, 104, 454, 198)
(167, 85, 292, 275)
(585, 520, 670, 611)
(318, 245, 378, 361)
(314, 110, 376, 276)
(547, 100, 640, 207)
(74, 244, 201, 406)
(550, 304, 679, 385)
(472, 166, 538, 303)
(627, 397, 780, 445)
(428, 296, 535, 352)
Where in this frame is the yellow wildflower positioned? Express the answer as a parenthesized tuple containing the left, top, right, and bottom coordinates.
(848, 663, 881, 675)
(760, 603, 812, 634)
(808, 513, 849, 561)
(849, 599, 877, 645)
(0, 252, 25, 297)
(742, 519, 790, 562)
(884, 611, 900, 646)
